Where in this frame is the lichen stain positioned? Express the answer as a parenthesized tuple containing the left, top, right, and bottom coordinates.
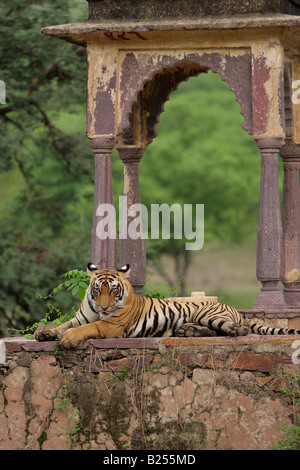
(87, 43, 118, 135)
(252, 55, 270, 135)
(94, 73, 117, 135)
(67, 373, 132, 449)
(285, 268, 299, 283)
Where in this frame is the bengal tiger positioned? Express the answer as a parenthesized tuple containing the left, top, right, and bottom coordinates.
(34, 263, 300, 348)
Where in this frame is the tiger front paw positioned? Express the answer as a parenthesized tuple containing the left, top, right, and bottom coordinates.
(34, 328, 58, 342)
(60, 329, 84, 349)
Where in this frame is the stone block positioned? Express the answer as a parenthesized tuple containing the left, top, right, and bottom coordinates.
(176, 352, 192, 367)
(16, 357, 32, 368)
(192, 368, 215, 385)
(267, 376, 288, 392)
(21, 341, 55, 352)
(257, 376, 273, 387)
(231, 351, 280, 372)
(4, 341, 22, 353)
(106, 357, 133, 372)
(37, 355, 57, 366)
(192, 354, 209, 366)
(133, 354, 153, 370)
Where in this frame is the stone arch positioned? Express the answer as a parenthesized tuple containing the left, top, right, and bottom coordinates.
(118, 51, 253, 147)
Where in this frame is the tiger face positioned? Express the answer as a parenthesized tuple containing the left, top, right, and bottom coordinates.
(86, 264, 131, 319)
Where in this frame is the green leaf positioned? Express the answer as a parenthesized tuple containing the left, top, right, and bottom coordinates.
(78, 289, 86, 301)
(71, 285, 79, 295)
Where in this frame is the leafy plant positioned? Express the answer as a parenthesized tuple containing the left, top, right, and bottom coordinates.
(143, 287, 165, 299)
(272, 375, 300, 450)
(43, 269, 90, 302)
(7, 269, 90, 337)
(273, 418, 300, 450)
(142, 279, 182, 299)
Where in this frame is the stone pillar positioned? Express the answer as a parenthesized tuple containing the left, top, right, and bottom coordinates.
(280, 142, 300, 309)
(89, 136, 117, 270)
(253, 137, 286, 310)
(117, 147, 146, 292)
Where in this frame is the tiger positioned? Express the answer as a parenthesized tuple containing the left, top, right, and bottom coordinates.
(34, 263, 300, 348)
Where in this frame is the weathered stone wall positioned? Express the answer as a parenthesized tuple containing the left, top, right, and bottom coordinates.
(0, 336, 299, 450)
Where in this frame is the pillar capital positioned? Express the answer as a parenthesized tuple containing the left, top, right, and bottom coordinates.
(117, 146, 146, 164)
(254, 136, 284, 153)
(279, 142, 300, 162)
(88, 135, 116, 154)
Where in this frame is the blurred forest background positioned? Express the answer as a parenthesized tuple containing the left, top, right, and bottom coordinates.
(0, 0, 279, 336)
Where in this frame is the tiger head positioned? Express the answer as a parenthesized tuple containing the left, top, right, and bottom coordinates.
(86, 263, 133, 317)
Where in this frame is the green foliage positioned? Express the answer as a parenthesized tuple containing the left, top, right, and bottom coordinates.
(43, 269, 90, 302)
(0, 3, 266, 333)
(114, 369, 128, 381)
(7, 304, 62, 338)
(140, 72, 261, 245)
(0, 0, 92, 335)
(143, 288, 166, 299)
(272, 375, 300, 450)
(273, 417, 300, 450)
(7, 268, 90, 337)
(142, 280, 182, 299)
(137, 72, 262, 293)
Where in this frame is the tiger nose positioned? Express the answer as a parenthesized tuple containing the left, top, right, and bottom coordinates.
(96, 299, 108, 308)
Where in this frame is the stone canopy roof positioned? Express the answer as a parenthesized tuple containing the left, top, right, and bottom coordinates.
(41, 14, 300, 46)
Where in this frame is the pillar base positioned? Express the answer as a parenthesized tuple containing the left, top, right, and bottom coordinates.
(283, 287, 300, 308)
(253, 283, 287, 310)
(288, 316, 300, 330)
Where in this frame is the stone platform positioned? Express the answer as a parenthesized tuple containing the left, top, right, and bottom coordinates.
(0, 334, 299, 450)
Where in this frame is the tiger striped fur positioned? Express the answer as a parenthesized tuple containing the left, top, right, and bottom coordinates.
(34, 264, 300, 348)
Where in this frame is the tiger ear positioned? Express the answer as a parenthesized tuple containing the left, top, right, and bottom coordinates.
(87, 263, 99, 276)
(118, 264, 130, 277)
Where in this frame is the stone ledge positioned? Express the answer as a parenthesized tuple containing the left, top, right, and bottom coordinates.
(161, 334, 300, 347)
(1, 334, 299, 365)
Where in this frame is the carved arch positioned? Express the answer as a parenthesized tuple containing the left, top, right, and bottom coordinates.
(117, 51, 253, 147)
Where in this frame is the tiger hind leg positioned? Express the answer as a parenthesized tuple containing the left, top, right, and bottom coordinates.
(175, 323, 217, 337)
(209, 321, 249, 337)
